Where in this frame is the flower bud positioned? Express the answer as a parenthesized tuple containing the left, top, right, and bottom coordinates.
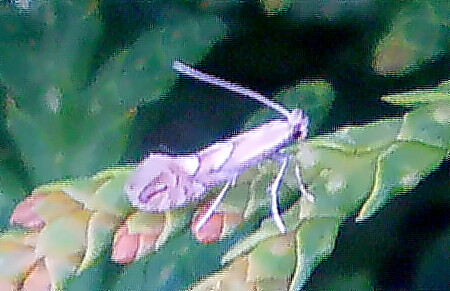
(22, 260, 51, 291)
(112, 223, 139, 264)
(191, 204, 224, 244)
(10, 193, 47, 230)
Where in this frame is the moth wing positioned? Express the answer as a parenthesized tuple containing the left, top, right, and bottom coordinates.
(124, 154, 171, 195)
(198, 141, 234, 171)
(124, 154, 204, 212)
(173, 155, 200, 175)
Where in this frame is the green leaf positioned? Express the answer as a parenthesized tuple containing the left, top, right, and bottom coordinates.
(357, 142, 446, 222)
(373, 0, 450, 76)
(357, 103, 449, 221)
(193, 93, 449, 290)
(86, 170, 132, 217)
(247, 233, 296, 279)
(312, 119, 403, 152)
(0, 165, 27, 229)
(0, 230, 37, 280)
(35, 210, 90, 258)
(381, 80, 450, 107)
(35, 209, 91, 287)
(0, 2, 227, 288)
(221, 203, 302, 265)
(2, 1, 227, 187)
(398, 102, 450, 148)
(290, 217, 341, 290)
(0, 0, 101, 112)
(78, 212, 119, 273)
(1, 1, 123, 184)
(260, 0, 293, 15)
(90, 9, 227, 108)
(296, 142, 378, 217)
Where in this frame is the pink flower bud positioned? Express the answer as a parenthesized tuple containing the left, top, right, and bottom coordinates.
(192, 205, 224, 244)
(135, 232, 160, 259)
(22, 261, 51, 291)
(111, 224, 139, 264)
(10, 193, 47, 230)
(0, 279, 15, 291)
(112, 212, 166, 263)
(135, 219, 164, 259)
(222, 212, 244, 234)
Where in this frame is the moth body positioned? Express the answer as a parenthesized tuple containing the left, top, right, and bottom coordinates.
(124, 61, 311, 233)
(195, 109, 308, 187)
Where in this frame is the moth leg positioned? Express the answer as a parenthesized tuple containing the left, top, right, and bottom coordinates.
(268, 155, 289, 234)
(195, 181, 232, 232)
(295, 164, 315, 203)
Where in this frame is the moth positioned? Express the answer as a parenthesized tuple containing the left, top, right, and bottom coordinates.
(124, 61, 313, 234)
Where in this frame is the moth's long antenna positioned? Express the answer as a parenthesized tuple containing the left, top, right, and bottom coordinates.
(173, 61, 291, 118)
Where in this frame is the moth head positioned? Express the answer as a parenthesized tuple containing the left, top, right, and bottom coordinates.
(289, 109, 309, 141)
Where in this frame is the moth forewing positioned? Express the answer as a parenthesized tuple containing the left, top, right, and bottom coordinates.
(124, 61, 311, 234)
(195, 111, 307, 185)
(125, 154, 205, 212)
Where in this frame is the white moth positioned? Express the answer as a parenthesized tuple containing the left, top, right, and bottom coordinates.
(124, 61, 313, 234)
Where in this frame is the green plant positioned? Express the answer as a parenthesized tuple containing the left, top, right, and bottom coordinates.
(0, 0, 448, 290)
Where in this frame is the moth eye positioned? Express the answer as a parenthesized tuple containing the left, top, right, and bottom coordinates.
(139, 182, 168, 203)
